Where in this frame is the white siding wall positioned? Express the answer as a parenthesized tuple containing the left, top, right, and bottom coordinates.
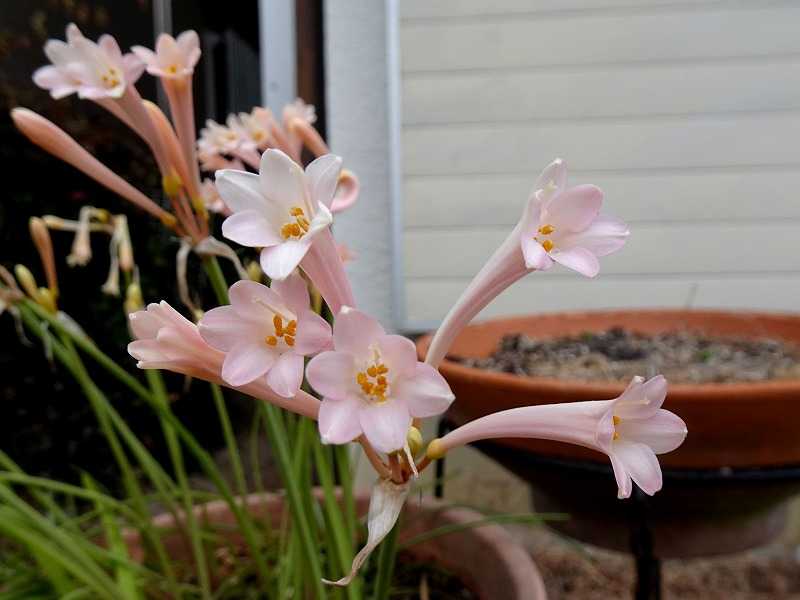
(398, 0, 800, 330)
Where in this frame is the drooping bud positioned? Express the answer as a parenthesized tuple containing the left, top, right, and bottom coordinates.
(29, 216, 58, 296)
(124, 282, 144, 314)
(14, 264, 39, 299)
(246, 261, 262, 282)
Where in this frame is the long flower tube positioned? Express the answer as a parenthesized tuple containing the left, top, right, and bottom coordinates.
(425, 158, 629, 368)
(128, 300, 321, 419)
(11, 108, 176, 227)
(425, 375, 687, 499)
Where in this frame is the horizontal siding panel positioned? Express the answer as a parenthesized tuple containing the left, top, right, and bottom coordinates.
(402, 113, 800, 175)
(406, 275, 800, 325)
(400, 6, 800, 72)
(404, 223, 800, 278)
(403, 168, 800, 227)
(401, 0, 726, 20)
(403, 59, 800, 125)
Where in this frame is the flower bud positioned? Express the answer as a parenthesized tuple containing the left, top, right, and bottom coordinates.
(406, 426, 423, 457)
(14, 264, 38, 299)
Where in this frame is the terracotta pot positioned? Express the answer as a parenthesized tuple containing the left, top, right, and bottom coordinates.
(416, 309, 800, 469)
(416, 309, 800, 557)
(124, 492, 546, 600)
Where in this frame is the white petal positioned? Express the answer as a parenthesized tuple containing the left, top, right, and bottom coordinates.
(199, 305, 263, 351)
(221, 341, 277, 386)
(229, 279, 287, 321)
(613, 441, 663, 497)
(293, 310, 333, 356)
(215, 169, 273, 216)
(550, 247, 600, 278)
(265, 352, 304, 398)
(306, 351, 356, 400)
(258, 149, 307, 211)
(221, 210, 282, 247)
(270, 272, 310, 313)
(305, 154, 342, 209)
(318, 394, 364, 445)
(535, 158, 566, 193)
(259, 240, 311, 280)
(558, 214, 629, 258)
(619, 409, 687, 454)
(396, 363, 455, 418)
(359, 399, 411, 454)
(333, 307, 385, 359)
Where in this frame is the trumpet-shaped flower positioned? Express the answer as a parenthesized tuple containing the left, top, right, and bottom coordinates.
(306, 307, 454, 453)
(425, 159, 628, 367)
(198, 276, 332, 397)
(131, 31, 201, 79)
(33, 24, 143, 99)
(216, 149, 355, 313)
(128, 300, 321, 418)
(428, 375, 687, 499)
(520, 159, 628, 278)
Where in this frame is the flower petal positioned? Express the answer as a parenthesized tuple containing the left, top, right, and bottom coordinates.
(293, 310, 333, 356)
(559, 214, 629, 257)
(613, 441, 663, 496)
(216, 169, 271, 214)
(270, 272, 310, 313)
(376, 334, 417, 379)
(305, 154, 343, 209)
(228, 279, 286, 321)
(306, 350, 355, 399)
(221, 341, 276, 386)
(318, 394, 363, 445)
(547, 184, 603, 232)
(221, 210, 282, 247)
(258, 149, 307, 211)
(333, 307, 386, 359)
(520, 237, 553, 270)
(609, 451, 633, 499)
(619, 409, 687, 454)
(260, 240, 311, 280)
(550, 246, 600, 277)
(265, 352, 304, 398)
(199, 305, 263, 351)
(535, 158, 566, 193)
(615, 375, 667, 419)
(359, 399, 411, 453)
(395, 363, 455, 418)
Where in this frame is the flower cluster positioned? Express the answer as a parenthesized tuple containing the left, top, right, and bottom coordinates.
(16, 24, 687, 589)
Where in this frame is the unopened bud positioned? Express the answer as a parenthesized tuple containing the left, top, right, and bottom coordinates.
(162, 171, 183, 198)
(92, 208, 111, 223)
(29, 216, 58, 296)
(406, 426, 423, 457)
(246, 261, 263, 282)
(124, 283, 143, 314)
(425, 438, 447, 460)
(14, 264, 38, 299)
(36, 287, 57, 314)
(115, 216, 134, 272)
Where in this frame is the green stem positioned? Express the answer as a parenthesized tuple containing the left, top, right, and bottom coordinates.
(147, 370, 212, 599)
(210, 383, 248, 498)
(372, 521, 400, 600)
(202, 255, 230, 304)
(260, 404, 327, 599)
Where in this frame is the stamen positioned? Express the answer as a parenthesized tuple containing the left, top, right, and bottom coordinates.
(356, 361, 391, 403)
(542, 239, 554, 252)
(613, 416, 621, 426)
(280, 206, 312, 240)
(266, 336, 278, 346)
(538, 224, 555, 235)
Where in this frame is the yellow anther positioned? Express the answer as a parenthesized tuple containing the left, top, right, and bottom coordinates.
(167, 65, 178, 74)
(367, 366, 378, 377)
(273, 314, 284, 336)
(377, 364, 389, 375)
(357, 373, 368, 386)
(266, 336, 278, 346)
(538, 224, 555, 235)
(286, 320, 297, 335)
(376, 375, 387, 386)
(284, 335, 295, 347)
(280, 223, 295, 239)
(289, 206, 305, 217)
(613, 416, 621, 426)
(613, 431, 620, 441)
(542, 239, 554, 252)
(297, 217, 310, 231)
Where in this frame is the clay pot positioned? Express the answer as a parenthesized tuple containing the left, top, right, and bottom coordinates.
(124, 492, 546, 599)
(416, 309, 800, 557)
(416, 309, 800, 469)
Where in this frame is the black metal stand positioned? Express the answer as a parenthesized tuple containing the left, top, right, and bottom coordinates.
(629, 488, 661, 600)
(434, 418, 450, 499)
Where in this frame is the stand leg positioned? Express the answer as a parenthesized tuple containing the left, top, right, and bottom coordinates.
(434, 418, 450, 499)
(630, 488, 661, 600)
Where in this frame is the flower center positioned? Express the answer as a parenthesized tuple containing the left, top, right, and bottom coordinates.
(535, 224, 555, 252)
(356, 361, 390, 403)
(100, 67, 121, 88)
(280, 206, 311, 240)
(612, 415, 621, 441)
(167, 64, 179, 74)
(265, 314, 296, 347)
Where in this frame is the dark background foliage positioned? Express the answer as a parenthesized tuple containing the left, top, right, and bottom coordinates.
(0, 0, 262, 490)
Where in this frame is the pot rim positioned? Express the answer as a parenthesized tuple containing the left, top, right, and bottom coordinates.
(416, 308, 800, 403)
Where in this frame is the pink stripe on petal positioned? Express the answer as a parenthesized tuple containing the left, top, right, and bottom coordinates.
(221, 341, 276, 386)
(265, 352, 304, 398)
(318, 395, 363, 445)
(306, 351, 356, 399)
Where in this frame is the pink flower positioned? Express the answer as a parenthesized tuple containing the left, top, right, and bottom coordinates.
(127, 300, 321, 419)
(198, 276, 331, 397)
(132, 31, 201, 79)
(519, 159, 629, 278)
(425, 159, 628, 368)
(428, 375, 687, 499)
(306, 308, 454, 453)
(33, 24, 143, 100)
(216, 149, 355, 313)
